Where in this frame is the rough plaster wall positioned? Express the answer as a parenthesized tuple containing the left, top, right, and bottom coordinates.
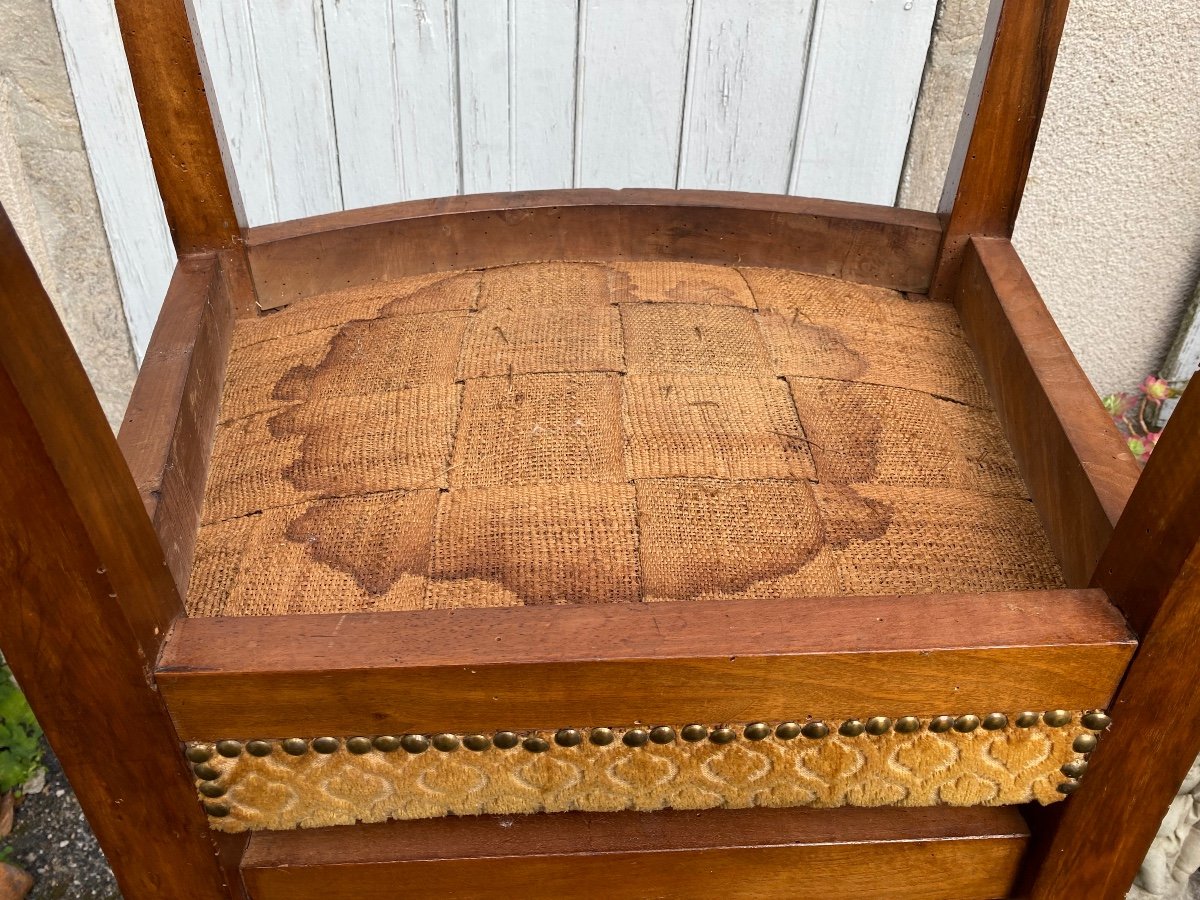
(0, 0, 136, 428)
(1014, 1, 1200, 396)
(901, 0, 1200, 396)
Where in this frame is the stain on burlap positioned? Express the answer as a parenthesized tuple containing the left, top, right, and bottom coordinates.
(189, 262, 1064, 615)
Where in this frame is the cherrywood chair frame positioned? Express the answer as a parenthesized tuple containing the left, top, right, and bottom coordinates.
(1, 0, 1197, 896)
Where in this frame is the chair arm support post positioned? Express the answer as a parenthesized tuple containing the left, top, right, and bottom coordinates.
(1027, 380, 1200, 897)
(111, 0, 244, 254)
(930, 0, 1071, 299)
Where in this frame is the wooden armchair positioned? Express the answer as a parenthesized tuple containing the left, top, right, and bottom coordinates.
(2, 0, 1198, 897)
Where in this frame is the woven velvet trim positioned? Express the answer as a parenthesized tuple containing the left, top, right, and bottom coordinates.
(191, 714, 1093, 833)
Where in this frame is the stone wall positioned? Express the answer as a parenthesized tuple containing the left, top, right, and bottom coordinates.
(0, 0, 135, 428)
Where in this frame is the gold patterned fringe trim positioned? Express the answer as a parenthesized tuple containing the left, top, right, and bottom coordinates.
(187, 711, 1110, 833)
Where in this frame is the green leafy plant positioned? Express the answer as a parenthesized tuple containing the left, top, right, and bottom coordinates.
(1103, 375, 1179, 465)
(0, 663, 43, 795)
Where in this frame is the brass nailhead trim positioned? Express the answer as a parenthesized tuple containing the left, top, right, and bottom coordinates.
(198, 782, 227, 799)
(710, 727, 737, 745)
(555, 729, 583, 748)
(401, 735, 430, 754)
(743, 723, 771, 741)
(801, 722, 830, 740)
(281, 738, 308, 756)
(1073, 734, 1098, 754)
(775, 722, 801, 740)
(216, 740, 242, 758)
(623, 729, 649, 748)
(954, 715, 981, 733)
(186, 745, 213, 764)
(346, 737, 373, 755)
(493, 732, 519, 750)
(1057, 780, 1080, 795)
(1062, 760, 1088, 779)
(193, 708, 1106, 785)
(1082, 711, 1112, 731)
(202, 801, 230, 818)
(463, 734, 491, 752)
(649, 726, 676, 745)
(589, 728, 615, 746)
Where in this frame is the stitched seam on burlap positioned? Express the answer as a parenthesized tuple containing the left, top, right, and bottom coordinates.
(786, 374, 989, 412)
(197, 486, 438, 529)
(229, 279, 483, 354)
(734, 265, 760, 313)
(616, 301, 643, 599)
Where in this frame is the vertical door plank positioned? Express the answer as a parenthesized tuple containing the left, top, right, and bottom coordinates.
(576, 0, 693, 188)
(323, 0, 405, 210)
(512, 0, 578, 190)
(459, 1, 580, 194)
(678, 0, 815, 193)
(246, 0, 341, 220)
(458, 1, 511, 194)
(789, 0, 937, 204)
(393, 0, 461, 200)
(191, 0, 278, 226)
(51, 0, 176, 359)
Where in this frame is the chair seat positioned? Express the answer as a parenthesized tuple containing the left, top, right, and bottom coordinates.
(188, 260, 1063, 617)
(179, 259, 1098, 833)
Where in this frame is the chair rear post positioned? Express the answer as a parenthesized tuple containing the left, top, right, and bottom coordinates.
(1026, 379, 1200, 898)
(0, 206, 232, 898)
(930, 0, 1071, 299)
(111, 0, 243, 252)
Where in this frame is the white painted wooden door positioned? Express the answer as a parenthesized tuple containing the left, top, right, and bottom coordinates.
(56, 0, 937, 354)
(194, 0, 937, 226)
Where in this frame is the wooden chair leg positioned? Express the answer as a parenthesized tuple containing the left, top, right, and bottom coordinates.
(0, 208, 235, 899)
(1026, 378, 1200, 897)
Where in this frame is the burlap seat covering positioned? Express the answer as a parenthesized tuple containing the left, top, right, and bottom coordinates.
(184, 261, 1083, 831)
(190, 261, 1063, 615)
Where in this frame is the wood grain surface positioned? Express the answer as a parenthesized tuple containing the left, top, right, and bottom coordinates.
(1027, 380, 1200, 898)
(158, 588, 1132, 739)
(111, 0, 242, 250)
(244, 189, 943, 309)
(0, 206, 231, 899)
(932, 0, 1071, 298)
(119, 255, 232, 595)
(241, 805, 1028, 899)
(953, 237, 1140, 586)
